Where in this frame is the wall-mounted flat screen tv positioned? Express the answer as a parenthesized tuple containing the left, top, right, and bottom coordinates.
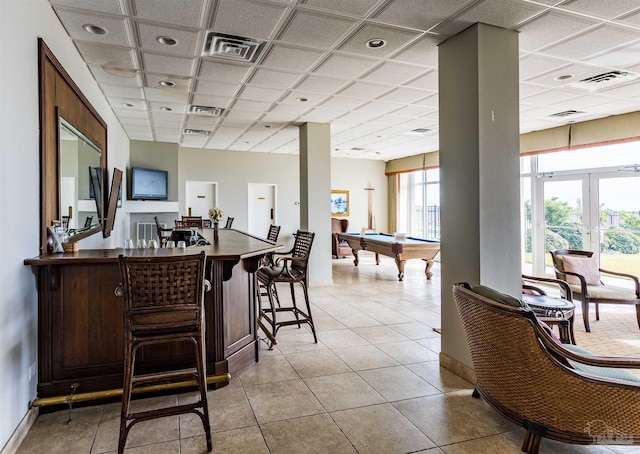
(130, 166, 168, 200)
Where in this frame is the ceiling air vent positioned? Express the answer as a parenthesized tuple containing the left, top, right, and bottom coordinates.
(202, 32, 265, 63)
(184, 129, 210, 136)
(565, 70, 639, 91)
(188, 105, 224, 116)
(403, 128, 432, 136)
(549, 110, 585, 118)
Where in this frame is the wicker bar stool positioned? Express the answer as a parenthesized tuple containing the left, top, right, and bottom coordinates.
(115, 251, 212, 454)
(257, 230, 317, 346)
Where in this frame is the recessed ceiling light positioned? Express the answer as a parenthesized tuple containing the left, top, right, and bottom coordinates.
(160, 107, 172, 111)
(554, 74, 574, 81)
(156, 36, 178, 46)
(262, 125, 272, 128)
(365, 38, 386, 49)
(121, 103, 133, 107)
(296, 97, 309, 103)
(159, 80, 175, 87)
(83, 24, 107, 35)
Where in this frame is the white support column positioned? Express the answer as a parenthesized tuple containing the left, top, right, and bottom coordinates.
(299, 122, 332, 285)
(439, 23, 521, 374)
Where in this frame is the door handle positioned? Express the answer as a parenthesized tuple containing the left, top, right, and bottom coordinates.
(270, 209, 274, 220)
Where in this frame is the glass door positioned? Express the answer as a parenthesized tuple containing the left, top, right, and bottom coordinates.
(593, 173, 640, 278)
(538, 176, 590, 274)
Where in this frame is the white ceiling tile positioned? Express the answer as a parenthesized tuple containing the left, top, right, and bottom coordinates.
(596, 81, 640, 98)
(185, 116, 220, 128)
(133, 0, 209, 28)
(126, 132, 154, 141)
(279, 11, 357, 49)
(298, 108, 343, 122)
(391, 35, 440, 67)
(195, 80, 241, 97)
(313, 52, 379, 79)
(318, 96, 367, 112)
(107, 97, 147, 109)
(519, 54, 569, 80)
(615, 9, 640, 28)
(269, 103, 311, 116)
(151, 111, 186, 123)
(121, 118, 150, 127)
(525, 62, 616, 88)
(337, 81, 393, 99)
(520, 82, 551, 98)
(75, 42, 137, 68)
(181, 136, 209, 147)
(206, 137, 234, 149)
(433, 0, 547, 37)
(261, 44, 325, 71)
(583, 41, 640, 68)
(294, 75, 349, 93)
(199, 60, 252, 83)
(148, 101, 188, 113)
(55, 10, 133, 46)
(302, 0, 379, 16)
(143, 87, 190, 103)
(191, 94, 234, 108)
(374, 0, 470, 32)
(376, 87, 431, 103)
(89, 64, 142, 86)
(155, 135, 181, 142)
(249, 69, 301, 88)
(518, 11, 598, 52)
(338, 23, 421, 58)
(142, 52, 197, 77)
(580, 99, 640, 114)
(555, 0, 640, 20)
(113, 108, 149, 119)
(361, 61, 427, 85)
(402, 70, 438, 90)
(224, 110, 262, 121)
(212, 0, 287, 40)
(389, 104, 436, 118)
(279, 91, 325, 105)
(101, 84, 144, 98)
(153, 120, 184, 129)
(521, 88, 584, 106)
(232, 99, 273, 111)
(337, 111, 381, 123)
(145, 74, 192, 90)
(136, 23, 201, 57)
(51, 0, 127, 15)
(540, 25, 639, 60)
(355, 100, 404, 115)
(239, 86, 284, 102)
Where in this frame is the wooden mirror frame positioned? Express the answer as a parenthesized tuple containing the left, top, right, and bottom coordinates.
(38, 39, 107, 254)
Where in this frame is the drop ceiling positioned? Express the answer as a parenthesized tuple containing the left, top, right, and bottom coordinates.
(49, 0, 640, 161)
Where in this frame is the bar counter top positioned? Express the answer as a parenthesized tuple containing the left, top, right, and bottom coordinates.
(25, 228, 281, 265)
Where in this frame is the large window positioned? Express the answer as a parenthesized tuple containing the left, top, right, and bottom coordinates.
(522, 140, 640, 277)
(398, 168, 440, 239)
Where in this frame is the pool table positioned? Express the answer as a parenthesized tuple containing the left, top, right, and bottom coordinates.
(337, 232, 440, 281)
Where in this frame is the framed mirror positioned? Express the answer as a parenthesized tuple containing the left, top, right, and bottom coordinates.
(39, 39, 108, 253)
(58, 117, 103, 240)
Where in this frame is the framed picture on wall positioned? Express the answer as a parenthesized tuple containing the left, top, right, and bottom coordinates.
(330, 190, 349, 216)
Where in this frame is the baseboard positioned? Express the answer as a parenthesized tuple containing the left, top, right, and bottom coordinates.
(1, 406, 39, 454)
(439, 351, 477, 385)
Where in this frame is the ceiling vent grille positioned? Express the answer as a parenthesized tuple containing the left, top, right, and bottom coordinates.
(565, 70, 639, 91)
(184, 129, 210, 136)
(549, 110, 585, 118)
(202, 32, 265, 63)
(188, 105, 224, 116)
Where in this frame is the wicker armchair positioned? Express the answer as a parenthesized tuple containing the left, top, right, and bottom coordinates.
(453, 282, 640, 454)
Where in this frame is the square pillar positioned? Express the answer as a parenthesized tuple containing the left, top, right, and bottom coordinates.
(299, 122, 332, 285)
(439, 23, 521, 372)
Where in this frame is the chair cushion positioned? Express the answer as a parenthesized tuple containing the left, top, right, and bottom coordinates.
(472, 285, 527, 308)
(569, 284, 638, 300)
(563, 344, 640, 384)
(561, 255, 601, 286)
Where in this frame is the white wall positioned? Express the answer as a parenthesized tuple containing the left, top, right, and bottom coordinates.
(0, 0, 129, 450)
(178, 148, 388, 254)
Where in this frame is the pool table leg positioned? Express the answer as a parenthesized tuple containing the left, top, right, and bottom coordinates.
(395, 259, 405, 281)
(352, 249, 359, 266)
(424, 259, 434, 280)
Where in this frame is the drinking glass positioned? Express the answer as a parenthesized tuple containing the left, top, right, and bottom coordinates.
(166, 240, 175, 249)
(137, 239, 147, 249)
(148, 239, 158, 249)
(125, 239, 134, 249)
(177, 241, 186, 248)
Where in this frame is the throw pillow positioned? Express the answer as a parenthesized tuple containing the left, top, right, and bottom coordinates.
(561, 255, 601, 286)
(472, 285, 526, 308)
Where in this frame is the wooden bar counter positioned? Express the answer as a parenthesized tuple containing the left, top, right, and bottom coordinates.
(25, 229, 280, 400)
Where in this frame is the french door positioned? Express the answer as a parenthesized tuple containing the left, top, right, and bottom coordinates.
(531, 172, 640, 276)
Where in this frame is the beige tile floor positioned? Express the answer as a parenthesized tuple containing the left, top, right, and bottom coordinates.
(16, 255, 640, 454)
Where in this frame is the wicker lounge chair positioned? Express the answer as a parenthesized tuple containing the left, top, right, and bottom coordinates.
(452, 282, 640, 454)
